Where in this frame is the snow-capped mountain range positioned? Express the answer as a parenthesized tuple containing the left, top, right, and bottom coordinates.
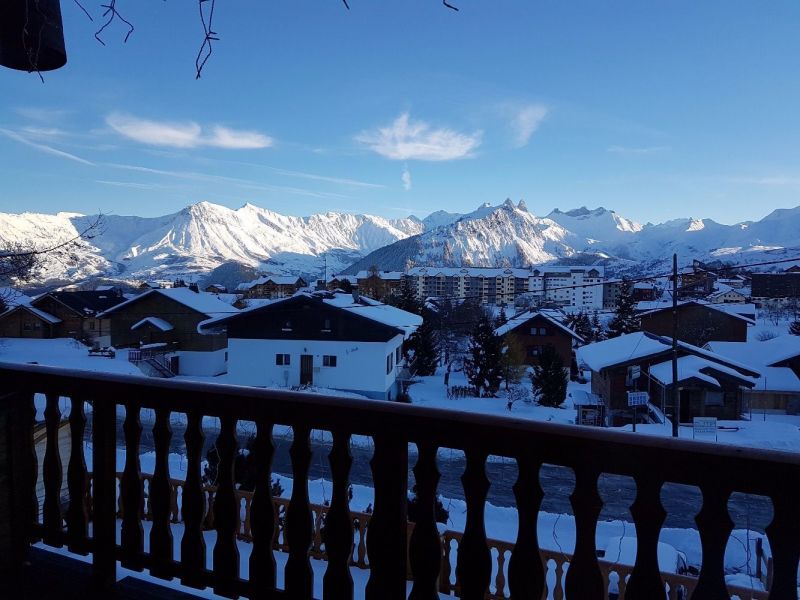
(2, 199, 800, 286)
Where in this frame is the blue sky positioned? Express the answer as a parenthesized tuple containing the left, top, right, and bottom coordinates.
(2, 1, 800, 225)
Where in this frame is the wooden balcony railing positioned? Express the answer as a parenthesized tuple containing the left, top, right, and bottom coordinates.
(1, 361, 799, 600)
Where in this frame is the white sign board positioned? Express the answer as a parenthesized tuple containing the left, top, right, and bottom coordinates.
(627, 391, 649, 407)
(627, 365, 641, 381)
(693, 417, 717, 438)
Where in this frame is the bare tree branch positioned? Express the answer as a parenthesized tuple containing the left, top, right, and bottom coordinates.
(195, 0, 219, 79)
(443, 0, 459, 11)
(95, 0, 134, 46)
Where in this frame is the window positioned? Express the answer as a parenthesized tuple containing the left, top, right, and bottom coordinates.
(529, 327, 548, 336)
(281, 320, 292, 332)
(34, 321, 42, 330)
(88, 320, 95, 330)
(322, 318, 331, 332)
(323, 355, 337, 367)
(395, 346, 401, 363)
(527, 346, 543, 357)
(276, 353, 290, 366)
(386, 353, 394, 374)
(23, 322, 32, 331)
(705, 391, 724, 407)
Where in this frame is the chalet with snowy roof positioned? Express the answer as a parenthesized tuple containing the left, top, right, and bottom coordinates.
(639, 300, 753, 346)
(707, 284, 748, 304)
(632, 281, 658, 302)
(577, 332, 760, 424)
(0, 289, 126, 343)
(355, 270, 403, 300)
(98, 287, 238, 376)
(236, 275, 307, 299)
(494, 310, 582, 367)
(323, 274, 358, 292)
(204, 283, 228, 294)
(199, 291, 422, 400)
(707, 335, 800, 412)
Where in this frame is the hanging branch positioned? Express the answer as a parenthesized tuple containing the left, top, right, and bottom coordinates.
(74, 0, 94, 21)
(195, 0, 219, 79)
(443, 0, 459, 10)
(95, 0, 134, 46)
(342, 0, 350, 8)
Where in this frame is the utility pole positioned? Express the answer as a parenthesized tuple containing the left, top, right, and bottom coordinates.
(671, 253, 680, 437)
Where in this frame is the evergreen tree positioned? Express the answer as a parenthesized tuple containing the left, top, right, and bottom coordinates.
(790, 320, 800, 336)
(496, 305, 508, 327)
(531, 344, 568, 407)
(464, 314, 504, 397)
(394, 277, 421, 314)
(570, 311, 593, 342)
(607, 280, 639, 338)
(591, 310, 606, 341)
(408, 313, 438, 376)
(500, 334, 527, 390)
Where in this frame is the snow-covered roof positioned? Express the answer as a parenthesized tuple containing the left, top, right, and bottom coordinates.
(637, 300, 755, 325)
(753, 367, 800, 392)
(569, 389, 603, 406)
(199, 291, 422, 339)
(707, 335, 800, 368)
(577, 331, 761, 377)
(354, 270, 404, 280)
(0, 286, 32, 307)
(236, 275, 305, 290)
(649, 355, 756, 388)
(494, 310, 583, 342)
(131, 317, 174, 332)
(407, 266, 531, 278)
(98, 287, 239, 319)
(0, 305, 63, 324)
(577, 332, 672, 371)
(633, 282, 656, 289)
(327, 274, 358, 283)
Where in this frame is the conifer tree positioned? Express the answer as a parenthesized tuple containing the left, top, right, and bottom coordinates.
(339, 278, 353, 293)
(531, 344, 568, 407)
(607, 280, 639, 338)
(396, 277, 422, 314)
(496, 305, 508, 327)
(790, 320, 800, 336)
(500, 333, 527, 390)
(408, 313, 438, 376)
(591, 310, 606, 341)
(571, 311, 593, 342)
(464, 314, 504, 397)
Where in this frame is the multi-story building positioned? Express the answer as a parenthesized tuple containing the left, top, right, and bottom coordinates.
(404, 265, 604, 308)
(236, 275, 307, 299)
(751, 269, 800, 304)
(405, 267, 530, 306)
(528, 267, 604, 309)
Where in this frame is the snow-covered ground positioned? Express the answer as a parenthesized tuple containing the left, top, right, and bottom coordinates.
(0, 338, 144, 376)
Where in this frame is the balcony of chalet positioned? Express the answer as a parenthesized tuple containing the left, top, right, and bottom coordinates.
(1, 361, 799, 599)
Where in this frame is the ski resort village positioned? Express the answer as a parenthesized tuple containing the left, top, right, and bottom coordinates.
(3, 2, 800, 599)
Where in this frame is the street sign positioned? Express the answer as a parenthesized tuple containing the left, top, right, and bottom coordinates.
(627, 365, 641, 380)
(627, 391, 649, 407)
(693, 417, 717, 440)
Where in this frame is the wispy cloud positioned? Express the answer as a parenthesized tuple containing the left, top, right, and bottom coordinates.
(15, 107, 71, 122)
(105, 113, 273, 149)
(401, 165, 412, 191)
(0, 128, 94, 165)
(264, 166, 385, 189)
(726, 175, 800, 187)
(508, 104, 548, 147)
(95, 180, 172, 190)
(355, 112, 481, 161)
(607, 145, 670, 155)
(105, 163, 350, 199)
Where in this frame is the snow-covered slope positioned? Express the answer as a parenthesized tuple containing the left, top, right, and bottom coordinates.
(4, 199, 800, 285)
(0, 201, 423, 283)
(347, 200, 800, 274)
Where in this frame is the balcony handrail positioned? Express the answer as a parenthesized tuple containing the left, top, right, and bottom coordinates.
(1, 360, 798, 600)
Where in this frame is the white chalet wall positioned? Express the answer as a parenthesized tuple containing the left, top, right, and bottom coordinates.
(226, 335, 405, 399)
(179, 348, 227, 376)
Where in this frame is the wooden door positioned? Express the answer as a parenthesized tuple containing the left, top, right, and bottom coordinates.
(300, 354, 313, 386)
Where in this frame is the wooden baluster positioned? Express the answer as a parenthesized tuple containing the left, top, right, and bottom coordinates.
(409, 442, 441, 600)
(212, 415, 240, 597)
(508, 456, 544, 599)
(323, 430, 354, 600)
(553, 558, 565, 600)
(120, 401, 143, 571)
(618, 567, 628, 597)
(495, 549, 507, 597)
(150, 406, 174, 579)
(7, 391, 38, 567)
(42, 393, 63, 547)
(564, 465, 604, 599)
(66, 397, 89, 554)
(625, 477, 666, 599)
(25, 392, 39, 543)
(181, 410, 206, 589)
(92, 398, 117, 589)
(692, 484, 733, 599)
(285, 425, 313, 600)
(357, 518, 368, 567)
(365, 434, 408, 600)
(249, 419, 276, 598)
(765, 489, 800, 600)
(456, 448, 492, 600)
(440, 535, 453, 594)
